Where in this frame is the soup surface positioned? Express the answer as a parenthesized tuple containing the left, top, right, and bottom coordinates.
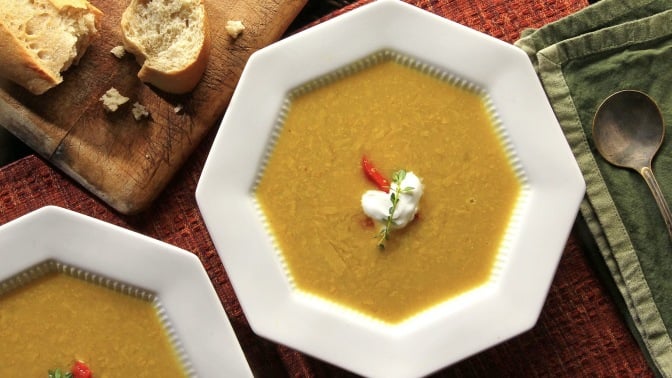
(256, 55, 522, 323)
(0, 271, 186, 376)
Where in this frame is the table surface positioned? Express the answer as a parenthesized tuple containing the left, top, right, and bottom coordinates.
(0, 0, 654, 376)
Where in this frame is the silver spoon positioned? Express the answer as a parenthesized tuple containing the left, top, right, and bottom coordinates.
(592, 90, 672, 240)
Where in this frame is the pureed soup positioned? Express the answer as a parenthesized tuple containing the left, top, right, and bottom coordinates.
(0, 267, 188, 376)
(256, 51, 524, 324)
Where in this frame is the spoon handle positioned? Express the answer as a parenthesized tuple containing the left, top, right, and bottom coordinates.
(640, 166, 672, 241)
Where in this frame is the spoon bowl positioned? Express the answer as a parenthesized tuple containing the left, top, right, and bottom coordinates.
(592, 90, 672, 240)
(593, 90, 664, 169)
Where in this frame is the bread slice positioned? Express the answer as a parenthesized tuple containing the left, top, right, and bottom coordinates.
(121, 0, 210, 94)
(0, 0, 102, 95)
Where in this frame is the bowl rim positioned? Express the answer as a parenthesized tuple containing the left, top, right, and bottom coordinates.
(196, 0, 585, 376)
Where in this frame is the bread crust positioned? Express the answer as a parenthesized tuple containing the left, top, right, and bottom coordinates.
(0, 0, 101, 95)
(121, 0, 210, 95)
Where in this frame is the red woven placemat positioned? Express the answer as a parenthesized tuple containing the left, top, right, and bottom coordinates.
(0, 0, 654, 376)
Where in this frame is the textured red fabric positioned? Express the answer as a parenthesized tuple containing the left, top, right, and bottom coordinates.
(0, 0, 655, 376)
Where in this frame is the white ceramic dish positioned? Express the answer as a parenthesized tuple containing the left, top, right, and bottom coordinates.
(0, 206, 252, 377)
(196, 0, 585, 377)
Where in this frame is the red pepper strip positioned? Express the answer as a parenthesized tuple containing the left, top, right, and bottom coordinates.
(361, 155, 390, 192)
(71, 360, 92, 378)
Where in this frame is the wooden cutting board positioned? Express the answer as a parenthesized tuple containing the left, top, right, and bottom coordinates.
(0, 0, 307, 214)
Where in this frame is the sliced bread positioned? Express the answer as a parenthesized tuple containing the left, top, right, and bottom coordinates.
(121, 0, 210, 94)
(0, 0, 102, 95)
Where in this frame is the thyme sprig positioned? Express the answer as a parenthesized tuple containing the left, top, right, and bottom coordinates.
(48, 369, 73, 378)
(377, 169, 414, 249)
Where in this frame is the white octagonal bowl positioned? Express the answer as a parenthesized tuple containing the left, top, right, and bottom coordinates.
(0, 206, 252, 377)
(196, 1, 585, 377)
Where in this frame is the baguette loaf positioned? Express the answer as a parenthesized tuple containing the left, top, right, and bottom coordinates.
(121, 0, 210, 94)
(0, 0, 102, 95)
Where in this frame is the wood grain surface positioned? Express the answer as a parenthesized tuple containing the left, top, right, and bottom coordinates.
(0, 0, 307, 214)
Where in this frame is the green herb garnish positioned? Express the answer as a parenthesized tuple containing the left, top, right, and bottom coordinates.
(377, 169, 414, 249)
(48, 369, 73, 378)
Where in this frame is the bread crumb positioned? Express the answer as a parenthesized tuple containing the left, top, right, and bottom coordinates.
(225, 20, 245, 38)
(100, 88, 129, 112)
(110, 45, 126, 58)
(132, 102, 150, 120)
(174, 104, 184, 114)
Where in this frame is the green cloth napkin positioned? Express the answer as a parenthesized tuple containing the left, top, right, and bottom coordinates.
(515, 0, 672, 375)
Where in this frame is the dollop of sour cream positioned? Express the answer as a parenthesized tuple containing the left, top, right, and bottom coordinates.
(361, 171, 423, 229)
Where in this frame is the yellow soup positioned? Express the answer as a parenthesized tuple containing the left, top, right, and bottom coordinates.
(0, 271, 187, 377)
(256, 53, 522, 323)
